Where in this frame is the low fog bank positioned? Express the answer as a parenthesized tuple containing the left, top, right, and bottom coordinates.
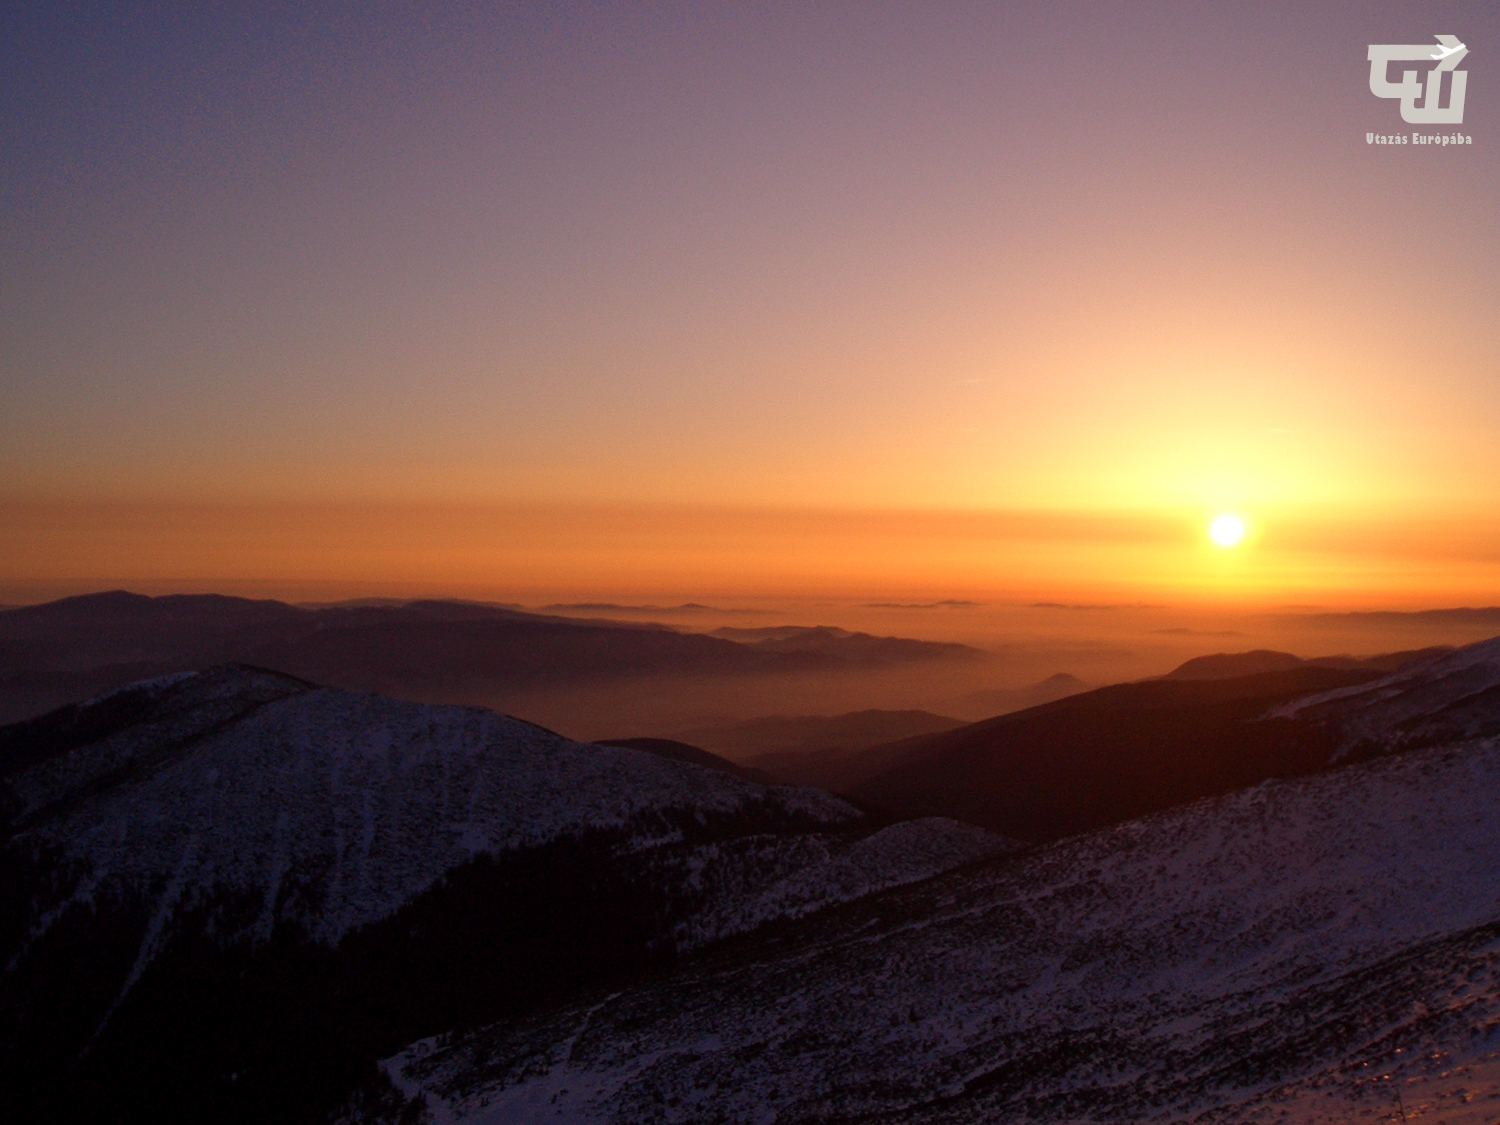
(522, 599, 1500, 744)
(487, 659, 1058, 746)
(3, 590, 1496, 745)
(541, 597, 1500, 671)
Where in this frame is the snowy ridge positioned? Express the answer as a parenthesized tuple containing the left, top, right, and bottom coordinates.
(6, 667, 868, 945)
(1270, 634, 1500, 756)
(390, 732, 1500, 1124)
(2, 666, 1019, 1120)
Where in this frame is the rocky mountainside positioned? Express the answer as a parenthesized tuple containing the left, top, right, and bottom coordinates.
(0, 667, 1012, 1123)
(388, 677, 1500, 1123)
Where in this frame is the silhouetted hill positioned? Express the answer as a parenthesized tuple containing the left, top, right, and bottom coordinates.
(843, 644, 1469, 842)
(1162, 649, 1307, 679)
(1163, 646, 1452, 680)
(844, 665, 1399, 842)
(0, 592, 983, 723)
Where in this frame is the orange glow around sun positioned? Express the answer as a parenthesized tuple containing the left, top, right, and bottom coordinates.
(1209, 514, 1246, 548)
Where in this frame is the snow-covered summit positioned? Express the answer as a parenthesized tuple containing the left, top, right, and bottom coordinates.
(6, 665, 870, 944)
(1, 667, 1016, 1121)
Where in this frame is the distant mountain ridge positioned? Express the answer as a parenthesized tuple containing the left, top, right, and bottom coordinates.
(0, 591, 984, 724)
(1163, 645, 1452, 680)
(709, 624, 978, 664)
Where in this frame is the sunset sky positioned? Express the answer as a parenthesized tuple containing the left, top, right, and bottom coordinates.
(2, 2, 1496, 608)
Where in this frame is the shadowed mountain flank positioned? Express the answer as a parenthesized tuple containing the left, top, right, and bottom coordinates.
(798, 644, 1457, 842)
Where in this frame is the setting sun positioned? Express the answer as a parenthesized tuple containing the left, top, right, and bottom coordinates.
(1209, 514, 1246, 547)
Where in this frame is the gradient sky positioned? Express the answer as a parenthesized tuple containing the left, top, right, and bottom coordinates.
(2, 2, 1496, 606)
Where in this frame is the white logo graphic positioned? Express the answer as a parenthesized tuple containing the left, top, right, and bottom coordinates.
(1367, 34, 1468, 123)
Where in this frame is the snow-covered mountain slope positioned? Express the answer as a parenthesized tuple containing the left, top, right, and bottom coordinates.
(0, 666, 1013, 1122)
(6, 665, 867, 945)
(1271, 635, 1500, 757)
(670, 816, 1011, 950)
(390, 731, 1500, 1124)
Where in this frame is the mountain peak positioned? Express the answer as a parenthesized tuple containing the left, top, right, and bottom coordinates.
(1163, 649, 1306, 679)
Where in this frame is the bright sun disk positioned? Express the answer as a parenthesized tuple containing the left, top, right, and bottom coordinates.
(1209, 514, 1246, 547)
